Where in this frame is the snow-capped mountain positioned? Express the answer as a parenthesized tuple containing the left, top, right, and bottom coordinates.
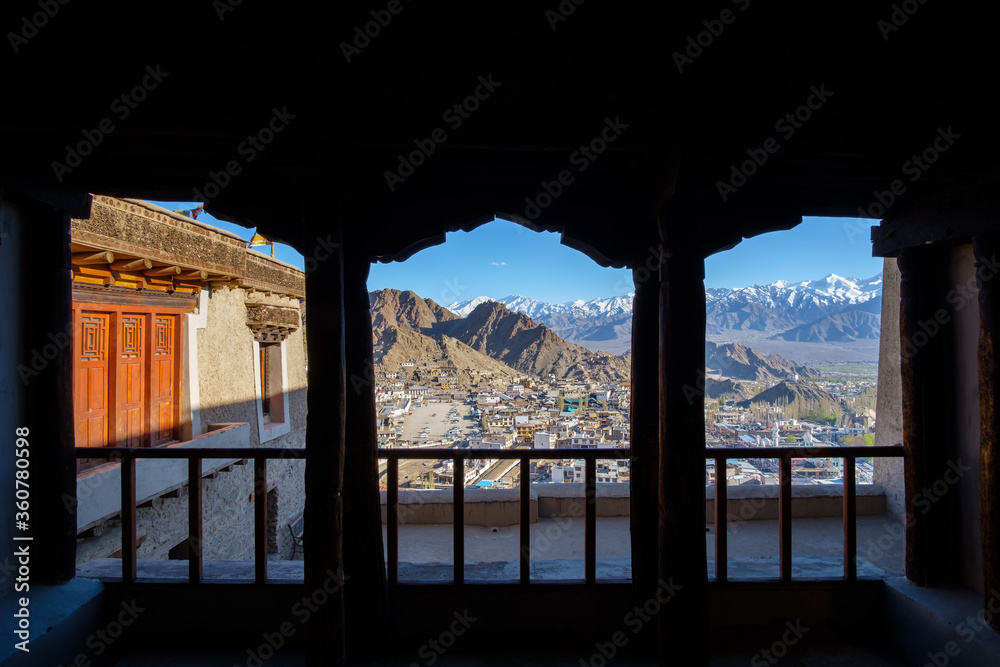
(446, 273, 883, 353)
(706, 274, 882, 309)
(447, 294, 635, 352)
(446, 295, 495, 317)
(706, 273, 883, 334)
(448, 293, 634, 319)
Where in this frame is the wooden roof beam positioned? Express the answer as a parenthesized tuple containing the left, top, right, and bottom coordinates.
(111, 258, 153, 271)
(143, 266, 182, 277)
(72, 251, 114, 265)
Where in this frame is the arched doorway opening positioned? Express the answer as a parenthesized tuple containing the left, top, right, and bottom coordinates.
(368, 216, 634, 583)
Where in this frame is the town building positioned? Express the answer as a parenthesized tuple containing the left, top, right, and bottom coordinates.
(533, 431, 557, 450)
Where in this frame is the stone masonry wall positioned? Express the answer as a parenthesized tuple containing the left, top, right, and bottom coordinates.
(195, 285, 307, 558)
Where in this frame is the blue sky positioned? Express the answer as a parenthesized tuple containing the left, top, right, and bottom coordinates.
(151, 202, 883, 303)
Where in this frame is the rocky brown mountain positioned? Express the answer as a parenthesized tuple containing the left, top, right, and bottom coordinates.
(435, 301, 629, 382)
(370, 290, 629, 383)
(705, 341, 816, 382)
(370, 289, 458, 333)
(736, 379, 839, 411)
(372, 322, 523, 380)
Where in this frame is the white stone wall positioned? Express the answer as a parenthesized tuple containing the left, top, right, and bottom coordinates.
(874, 257, 905, 521)
(195, 286, 308, 559)
(196, 286, 261, 431)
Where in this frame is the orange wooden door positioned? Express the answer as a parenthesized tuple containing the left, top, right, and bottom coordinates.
(117, 314, 145, 447)
(76, 312, 110, 449)
(150, 315, 177, 446)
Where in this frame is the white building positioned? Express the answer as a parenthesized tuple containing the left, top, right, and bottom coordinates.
(390, 398, 413, 417)
(570, 434, 616, 449)
(482, 433, 514, 449)
(533, 431, 557, 449)
(554, 460, 623, 483)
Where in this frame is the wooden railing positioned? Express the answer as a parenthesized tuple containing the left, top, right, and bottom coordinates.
(380, 447, 615, 585)
(706, 445, 904, 583)
(74, 447, 304, 584)
(75, 444, 903, 586)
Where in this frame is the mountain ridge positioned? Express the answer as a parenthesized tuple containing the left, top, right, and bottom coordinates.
(370, 289, 629, 383)
(446, 272, 883, 352)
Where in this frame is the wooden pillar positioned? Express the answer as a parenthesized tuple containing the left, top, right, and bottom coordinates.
(974, 233, 1000, 627)
(342, 250, 388, 656)
(303, 231, 347, 666)
(17, 200, 77, 584)
(898, 245, 955, 587)
(657, 242, 708, 666)
(629, 263, 659, 655)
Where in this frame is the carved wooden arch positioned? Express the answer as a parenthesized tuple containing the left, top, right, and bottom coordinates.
(362, 211, 645, 270)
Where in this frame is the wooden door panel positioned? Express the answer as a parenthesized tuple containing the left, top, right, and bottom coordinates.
(150, 316, 177, 446)
(76, 313, 109, 449)
(124, 363, 142, 403)
(156, 359, 171, 395)
(118, 315, 144, 447)
(75, 311, 110, 471)
(88, 415, 106, 450)
(157, 402, 172, 442)
(88, 366, 106, 410)
(127, 409, 142, 447)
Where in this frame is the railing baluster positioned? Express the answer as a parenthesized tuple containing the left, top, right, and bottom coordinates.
(714, 455, 728, 583)
(254, 456, 268, 584)
(520, 455, 531, 584)
(585, 457, 596, 584)
(454, 454, 464, 584)
(121, 453, 137, 583)
(188, 457, 203, 584)
(843, 456, 857, 581)
(779, 453, 792, 582)
(387, 458, 398, 586)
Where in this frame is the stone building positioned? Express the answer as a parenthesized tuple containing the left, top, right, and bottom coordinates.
(69, 196, 307, 563)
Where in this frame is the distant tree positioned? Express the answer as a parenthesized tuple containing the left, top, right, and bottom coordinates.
(803, 409, 837, 426)
(785, 435, 797, 443)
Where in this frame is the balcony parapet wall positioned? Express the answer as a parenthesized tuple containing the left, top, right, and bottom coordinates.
(706, 483, 886, 522)
(380, 483, 886, 527)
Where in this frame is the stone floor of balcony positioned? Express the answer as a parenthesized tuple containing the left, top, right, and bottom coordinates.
(76, 513, 905, 584)
(64, 510, 999, 667)
(384, 513, 905, 582)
